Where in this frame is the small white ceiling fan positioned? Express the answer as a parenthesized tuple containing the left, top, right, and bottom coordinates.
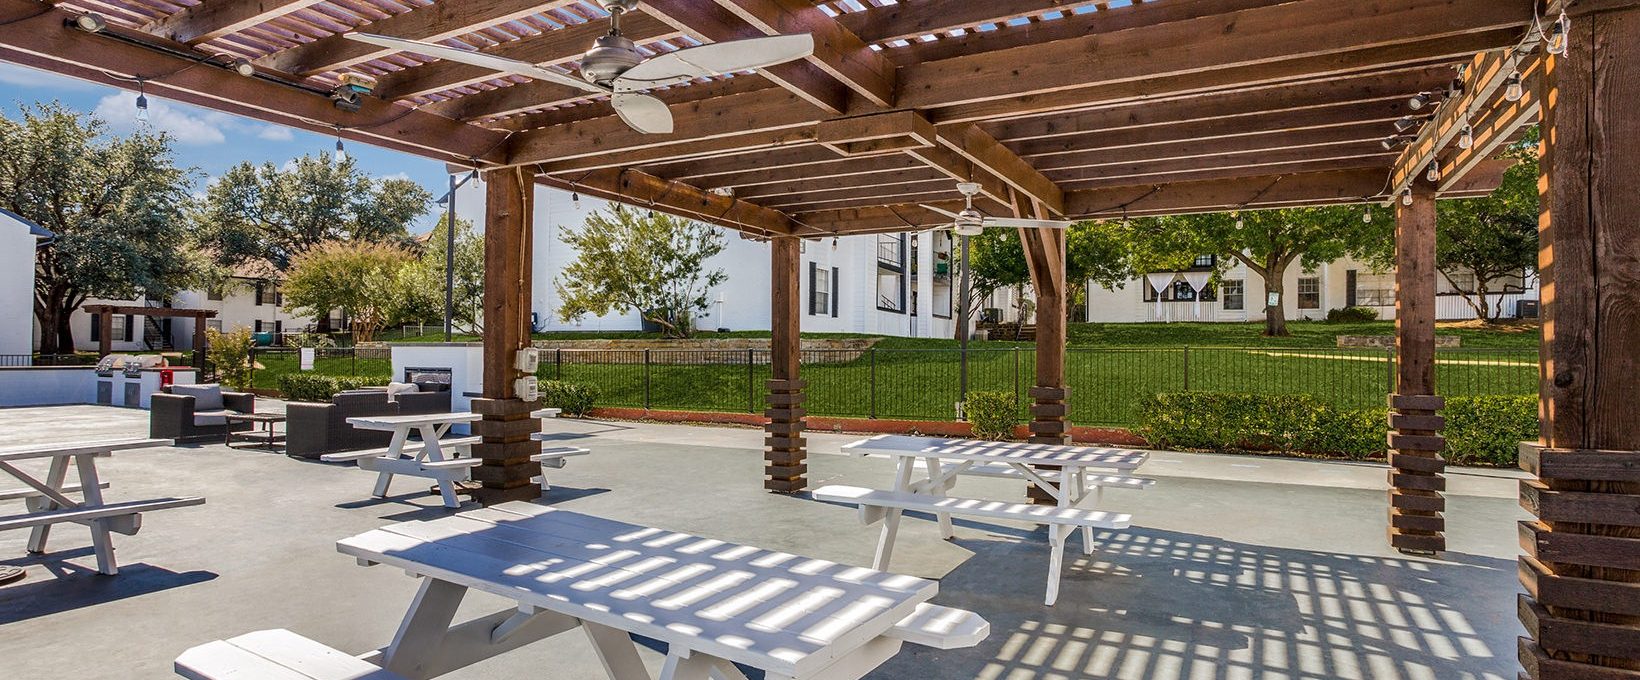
(921, 182, 1075, 236)
(345, 0, 814, 134)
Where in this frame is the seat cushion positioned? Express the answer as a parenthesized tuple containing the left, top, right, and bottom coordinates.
(171, 383, 225, 412)
(193, 409, 231, 427)
(385, 382, 420, 403)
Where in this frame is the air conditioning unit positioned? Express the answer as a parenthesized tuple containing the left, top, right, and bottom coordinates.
(1516, 299, 1540, 319)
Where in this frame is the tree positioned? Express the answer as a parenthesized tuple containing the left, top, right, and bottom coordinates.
(195, 154, 430, 271)
(967, 228, 1031, 336)
(1137, 206, 1388, 336)
(400, 215, 484, 334)
(281, 241, 417, 343)
(0, 102, 199, 354)
(958, 222, 1144, 337)
(556, 206, 727, 338)
(1435, 131, 1539, 321)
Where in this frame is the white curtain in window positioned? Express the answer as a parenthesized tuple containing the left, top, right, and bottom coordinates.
(1145, 273, 1173, 319)
(1180, 272, 1212, 319)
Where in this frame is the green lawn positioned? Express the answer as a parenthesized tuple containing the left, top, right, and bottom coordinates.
(268, 321, 1540, 425)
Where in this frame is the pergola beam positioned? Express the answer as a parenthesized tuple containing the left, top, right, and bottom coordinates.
(709, 0, 897, 107)
(1437, 58, 1545, 192)
(1390, 50, 1534, 194)
(257, 0, 582, 75)
(637, 1, 852, 114)
(141, 0, 326, 44)
(544, 168, 800, 237)
(936, 123, 1065, 215)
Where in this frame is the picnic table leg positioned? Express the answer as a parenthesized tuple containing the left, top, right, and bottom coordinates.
(658, 650, 715, 680)
(1048, 467, 1074, 605)
(923, 456, 955, 540)
(24, 455, 71, 554)
(372, 428, 412, 498)
(418, 424, 460, 508)
(871, 457, 916, 571)
(72, 453, 118, 575)
(382, 577, 467, 679)
(582, 621, 652, 680)
(1074, 470, 1096, 555)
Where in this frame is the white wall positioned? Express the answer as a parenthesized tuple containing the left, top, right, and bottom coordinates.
(451, 178, 957, 339)
(0, 213, 37, 358)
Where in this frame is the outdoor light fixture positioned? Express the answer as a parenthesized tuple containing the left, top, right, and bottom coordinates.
(134, 81, 150, 124)
(1426, 161, 1441, 183)
(72, 12, 107, 33)
(1394, 116, 1421, 133)
(1408, 92, 1432, 110)
(1381, 134, 1414, 150)
(230, 58, 255, 77)
(333, 126, 347, 163)
(1546, 11, 1570, 56)
(1363, 207, 1373, 224)
(1401, 188, 1415, 206)
(1459, 125, 1474, 149)
(1505, 71, 1524, 102)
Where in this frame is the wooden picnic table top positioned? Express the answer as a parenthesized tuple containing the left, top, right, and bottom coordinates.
(0, 438, 167, 463)
(345, 412, 481, 431)
(841, 435, 1149, 470)
(336, 501, 936, 679)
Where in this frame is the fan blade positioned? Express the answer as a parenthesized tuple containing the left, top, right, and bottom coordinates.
(344, 33, 606, 95)
(611, 93, 674, 134)
(917, 204, 963, 220)
(613, 34, 814, 92)
(985, 217, 1077, 229)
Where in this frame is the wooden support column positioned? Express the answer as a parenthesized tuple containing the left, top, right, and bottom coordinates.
(1519, 4, 1640, 677)
(765, 235, 807, 493)
(1017, 195, 1070, 504)
(1388, 181, 1446, 555)
(98, 312, 113, 357)
(470, 167, 541, 506)
(191, 313, 207, 370)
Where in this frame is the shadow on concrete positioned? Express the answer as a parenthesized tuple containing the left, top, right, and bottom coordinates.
(0, 561, 216, 625)
(872, 525, 1517, 680)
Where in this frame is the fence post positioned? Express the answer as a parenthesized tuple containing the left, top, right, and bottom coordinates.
(1013, 346, 1021, 407)
(247, 347, 255, 389)
(555, 348, 563, 380)
(869, 347, 878, 419)
(351, 349, 357, 376)
(1182, 346, 1191, 391)
(643, 349, 652, 410)
(747, 348, 756, 414)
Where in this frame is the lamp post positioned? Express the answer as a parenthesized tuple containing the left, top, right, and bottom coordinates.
(436, 170, 478, 342)
(958, 232, 972, 410)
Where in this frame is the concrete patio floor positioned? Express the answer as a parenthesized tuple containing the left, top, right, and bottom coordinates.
(0, 404, 1529, 680)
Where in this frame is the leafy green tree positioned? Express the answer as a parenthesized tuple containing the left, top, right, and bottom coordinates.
(400, 215, 484, 334)
(556, 206, 727, 338)
(195, 154, 430, 271)
(1137, 206, 1388, 336)
(1436, 133, 1539, 321)
(0, 102, 199, 354)
(961, 222, 1157, 336)
(281, 240, 417, 343)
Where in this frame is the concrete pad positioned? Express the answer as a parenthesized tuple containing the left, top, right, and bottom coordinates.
(0, 405, 1526, 679)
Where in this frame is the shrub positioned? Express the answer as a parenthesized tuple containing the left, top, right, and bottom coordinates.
(278, 374, 388, 402)
(285, 332, 336, 349)
(539, 380, 600, 416)
(1326, 306, 1380, 323)
(1138, 392, 1387, 460)
(1443, 395, 1538, 466)
(964, 391, 1020, 440)
(206, 327, 255, 390)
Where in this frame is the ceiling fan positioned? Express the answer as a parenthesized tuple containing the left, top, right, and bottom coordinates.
(345, 0, 814, 135)
(921, 182, 1075, 237)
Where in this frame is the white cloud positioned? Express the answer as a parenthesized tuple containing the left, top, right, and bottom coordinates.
(0, 63, 99, 91)
(257, 126, 295, 142)
(382, 172, 412, 182)
(95, 92, 227, 145)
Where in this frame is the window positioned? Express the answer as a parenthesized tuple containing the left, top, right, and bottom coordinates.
(1356, 273, 1395, 306)
(256, 282, 278, 306)
(876, 234, 906, 313)
(1222, 280, 1245, 310)
(1297, 277, 1321, 310)
(207, 284, 224, 301)
(1445, 271, 1477, 294)
(91, 314, 132, 343)
(1171, 281, 1197, 301)
(809, 263, 831, 316)
(206, 319, 223, 333)
(1192, 254, 1217, 268)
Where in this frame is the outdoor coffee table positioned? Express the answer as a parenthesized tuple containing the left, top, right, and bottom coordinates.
(337, 501, 987, 680)
(225, 413, 286, 451)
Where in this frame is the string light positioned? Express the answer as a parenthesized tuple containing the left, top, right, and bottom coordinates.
(1504, 70, 1524, 102)
(1546, 11, 1570, 57)
(1426, 161, 1441, 183)
(1363, 206, 1373, 224)
(1401, 188, 1414, 206)
(333, 126, 346, 163)
(1458, 124, 1474, 150)
(134, 80, 150, 125)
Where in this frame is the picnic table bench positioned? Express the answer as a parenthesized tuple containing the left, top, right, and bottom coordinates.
(178, 502, 988, 680)
(0, 438, 203, 575)
(818, 435, 1154, 605)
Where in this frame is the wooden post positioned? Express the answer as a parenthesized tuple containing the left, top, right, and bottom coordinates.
(1387, 181, 1446, 555)
(470, 167, 541, 506)
(1016, 195, 1070, 504)
(765, 235, 807, 493)
(98, 311, 112, 357)
(192, 313, 208, 370)
(1519, 5, 1640, 677)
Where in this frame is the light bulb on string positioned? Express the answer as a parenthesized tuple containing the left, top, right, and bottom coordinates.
(1458, 124, 1474, 149)
(134, 80, 150, 125)
(1401, 188, 1414, 206)
(1363, 207, 1373, 224)
(1426, 161, 1441, 183)
(1505, 71, 1524, 102)
(1546, 11, 1569, 56)
(333, 126, 346, 163)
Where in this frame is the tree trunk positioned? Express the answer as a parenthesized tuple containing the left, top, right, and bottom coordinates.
(1263, 263, 1290, 337)
(34, 289, 77, 356)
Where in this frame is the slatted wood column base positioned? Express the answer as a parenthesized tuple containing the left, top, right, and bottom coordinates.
(1026, 386, 1070, 505)
(470, 398, 542, 505)
(1516, 443, 1640, 677)
(765, 379, 807, 493)
(1386, 394, 1445, 554)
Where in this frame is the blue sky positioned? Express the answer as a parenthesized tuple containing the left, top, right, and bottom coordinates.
(0, 62, 451, 233)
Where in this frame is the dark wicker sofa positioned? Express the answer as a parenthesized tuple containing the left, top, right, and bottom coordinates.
(150, 384, 256, 444)
(285, 388, 451, 459)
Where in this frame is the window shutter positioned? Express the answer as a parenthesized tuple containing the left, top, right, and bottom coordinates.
(123, 315, 134, 342)
(90, 313, 100, 342)
(254, 320, 262, 333)
(808, 262, 818, 315)
(254, 283, 264, 306)
(831, 267, 839, 317)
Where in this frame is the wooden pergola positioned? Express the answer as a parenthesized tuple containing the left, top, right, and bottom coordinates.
(2, 1, 1635, 675)
(82, 303, 215, 370)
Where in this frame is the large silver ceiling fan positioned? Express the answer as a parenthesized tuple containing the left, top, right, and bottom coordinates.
(921, 182, 1075, 236)
(345, 0, 814, 134)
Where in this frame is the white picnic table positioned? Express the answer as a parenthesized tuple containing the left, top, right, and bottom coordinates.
(0, 437, 203, 575)
(829, 435, 1152, 605)
(332, 501, 987, 680)
(335, 412, 484, 508)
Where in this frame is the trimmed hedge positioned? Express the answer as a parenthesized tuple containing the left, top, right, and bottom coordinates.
(278, 374, 389, 402)
(964, 391, 1019, 440)
(1326, 306, 1380, 323)
(539, 380, 600, 417)
(1136, 392, 1537, 466)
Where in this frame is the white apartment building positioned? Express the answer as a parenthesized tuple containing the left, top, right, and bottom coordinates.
(2, 208, 52, 360)
(1087, 255, 1539, 324)
(62, 267, 316, 354)
(450, 179, 970, 339)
